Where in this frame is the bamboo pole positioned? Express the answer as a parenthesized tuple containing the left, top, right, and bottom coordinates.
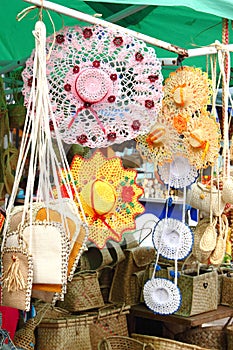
(23, 0, 188, 57)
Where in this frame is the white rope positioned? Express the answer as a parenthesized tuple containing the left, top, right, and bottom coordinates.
(2, 20, 89, 251)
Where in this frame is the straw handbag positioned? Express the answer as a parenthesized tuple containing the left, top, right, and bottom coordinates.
(21, 220, 70, 285)
(175, 264, 218, 316)
(1, 234, 33, 311)
(186, 182, 225, 216)
(36, 314, 93, 350)
(56, 270, 104, 312)
(89, 304, 130, 350)
(109, 246, 155, 305)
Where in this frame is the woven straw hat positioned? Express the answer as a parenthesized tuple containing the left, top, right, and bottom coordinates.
(183, 110, 221, 169)
(60, 151, 145, 248)
(163, 66, 212, 117)
(136, 115, 182, 166)
(22, 24, 163, 148)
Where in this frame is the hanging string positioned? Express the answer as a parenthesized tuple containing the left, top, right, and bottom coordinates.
(221, 18, 230, 178)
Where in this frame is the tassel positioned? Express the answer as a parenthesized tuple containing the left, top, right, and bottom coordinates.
(2, 254, 26, 292)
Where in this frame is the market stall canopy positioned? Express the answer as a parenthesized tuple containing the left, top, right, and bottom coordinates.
(0, 0, 233, 82)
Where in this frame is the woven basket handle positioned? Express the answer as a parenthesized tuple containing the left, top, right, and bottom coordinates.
(98, 338, 113, 350)
(96, 303, 130, 319)
(223, 316, 233, 330)
(74, 269, 99, 278)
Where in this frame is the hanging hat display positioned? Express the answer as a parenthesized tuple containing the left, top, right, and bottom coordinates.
(136, 113, 182, 166)
(143, 277, 181, 315)
(157, 154, 199, 189)
(182, 109, 221, 169)
(22, 24, 163, 148)
(152, 217, 193, 261)
(60, 151, 145, 248)
(163, 66, 212, 117)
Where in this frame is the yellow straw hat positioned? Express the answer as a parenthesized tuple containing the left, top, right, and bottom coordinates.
(163, 66, 212, 117)
(136, 110, 183, 166)
(182, 110, 221, 169)
(61, 151, 145, 248)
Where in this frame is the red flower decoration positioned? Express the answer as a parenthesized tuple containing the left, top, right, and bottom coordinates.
(93, 60, 100, 68)
(77, 134, 88, 144)
(73, 66, 80, 74)
(83, 28, 93, 39)
(64, 83, 71, 92)
(122, 186, 135, 203)
(113, 37, 123, 47)
(110, 74, 117, 81)
(131, 120, 141, 131)
(84, 102, 91, 108)
(145, 100, 154, 109)
(49, 120, 55, 131)
(56, 34, 65, 44)
(27, 77, 33, 87)
(148, 75, 159, 83)
(135, 52, 144, 62)
(108, 95, 116, 103)
(107, 132, 116, 141)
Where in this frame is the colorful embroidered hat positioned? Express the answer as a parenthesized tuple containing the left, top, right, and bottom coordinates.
(143, 277, 181, 315)
(60, 151, 145, 248)
(182, 109, 221, 169)
(163, 66, 212, 117)
(22, 24, 163, 148)
(157, 154, 199, 189)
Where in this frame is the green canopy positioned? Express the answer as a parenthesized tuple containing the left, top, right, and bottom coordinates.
(1, 0, 233, 81)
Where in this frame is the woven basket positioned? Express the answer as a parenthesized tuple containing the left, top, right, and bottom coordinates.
(175, 320, 232, 350)
(14, 303, 51, 350)
(226, 324, 233, 350)
(98, 336, 154, 350)
(89, 304, 130, 350)
(175, 268, 218, 316)
(221, 273, 233, 307)
(109, 246, 155, 305)
(132, 333, 211, 350)
(57, 270, 104, 312)
(36, 314, 93, 350)
(8, 104, 26, 129)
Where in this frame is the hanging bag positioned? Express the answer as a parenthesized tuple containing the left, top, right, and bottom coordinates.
(1, 233, 33, 311)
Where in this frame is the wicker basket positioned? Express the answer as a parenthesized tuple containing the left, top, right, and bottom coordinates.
(36, 303, 130, 350)
(36, 314, 93, 350)
(98, 336, 154, 350)
(89, 304, 130, 350)
(221, 273, 233, 307)
(175, 268, 218, 316)
(57, 270, 105, 312)
(226, 324, 233, 350)
(175, 320, 232, 350)
(109, 246, 155, 305)
(132, 333, 211, 350)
